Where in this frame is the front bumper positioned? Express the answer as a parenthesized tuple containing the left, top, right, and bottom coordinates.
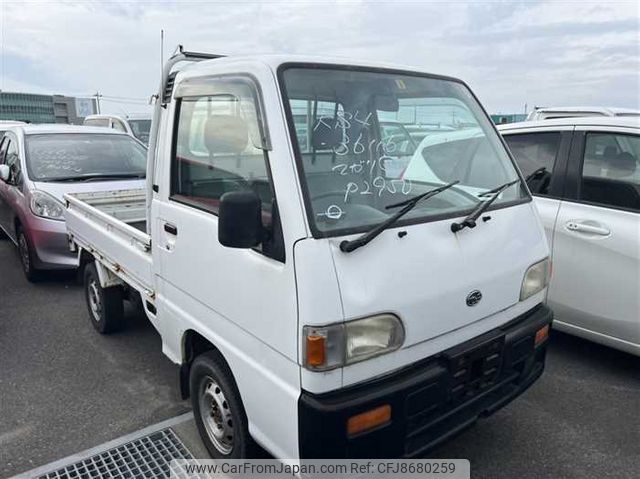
(25, 214, 77, 269)
(298, 303, 553, 458)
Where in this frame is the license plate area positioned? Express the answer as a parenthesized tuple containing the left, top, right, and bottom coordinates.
(445, 334, 505, 403)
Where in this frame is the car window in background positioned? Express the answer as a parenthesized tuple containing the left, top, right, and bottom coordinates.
(5, 140, 22, 185)
(25, 134, 147, 182)
(580, 132, 640, 211)
(129, 119, 152, 144)
(503, 132, 561, 195)
(0, 137, 8, 163)
(111, 119, 127, 133)
(84, 118, 110, 128)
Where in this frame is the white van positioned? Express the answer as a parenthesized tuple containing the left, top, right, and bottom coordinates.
(64, 48, 553, 459)
(83, 114, 151, 144)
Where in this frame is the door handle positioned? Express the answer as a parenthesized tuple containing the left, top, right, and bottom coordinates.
(163, 223, 178, 236)
(565, 221, 610, 236)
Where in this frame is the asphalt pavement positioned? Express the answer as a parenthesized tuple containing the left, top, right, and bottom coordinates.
(0, 239, 638, 478)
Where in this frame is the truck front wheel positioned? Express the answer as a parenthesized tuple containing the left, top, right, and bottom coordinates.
(190, 351, 259, 459)
(83, 262, 124, 334)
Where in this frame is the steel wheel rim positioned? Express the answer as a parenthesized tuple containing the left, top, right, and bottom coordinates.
(88, 279, 102, 322)
(18, 234, 30, 273)
(199, 376, 234, 454)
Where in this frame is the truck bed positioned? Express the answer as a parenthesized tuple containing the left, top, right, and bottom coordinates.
(64, 189, 154, 300)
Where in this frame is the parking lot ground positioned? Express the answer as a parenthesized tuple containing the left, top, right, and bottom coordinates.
(0, 241, 190, 478)
(1, 239, 639, 478)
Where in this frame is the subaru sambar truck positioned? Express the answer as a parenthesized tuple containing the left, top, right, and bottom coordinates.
(64, 46, 553, 459)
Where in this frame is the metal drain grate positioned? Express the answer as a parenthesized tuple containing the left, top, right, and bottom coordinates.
(36, 428, 195, 479)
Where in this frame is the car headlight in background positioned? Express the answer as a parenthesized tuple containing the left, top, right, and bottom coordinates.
(303, 314, 405, 371)
(30, 190, 65, 221)
(520, 257, 551, 301)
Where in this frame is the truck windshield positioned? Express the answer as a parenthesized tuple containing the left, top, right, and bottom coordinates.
(25, 133, 147, 182)
(280, 66, 528, 236)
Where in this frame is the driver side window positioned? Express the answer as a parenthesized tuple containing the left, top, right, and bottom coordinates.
(171, 89, 274, 224)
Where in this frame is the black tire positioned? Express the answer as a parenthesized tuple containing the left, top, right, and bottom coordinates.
(190, 351, 259, 459)
(83, 262, 124, 334)
(16, 226, 42, 282)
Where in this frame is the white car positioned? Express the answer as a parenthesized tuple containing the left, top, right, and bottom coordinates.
(526, 106, 640, 122)
(499, 118, 640, 355)
(0, 120, 26, 137)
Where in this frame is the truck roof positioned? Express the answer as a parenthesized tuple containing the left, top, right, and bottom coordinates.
(180, 54, 463, 82)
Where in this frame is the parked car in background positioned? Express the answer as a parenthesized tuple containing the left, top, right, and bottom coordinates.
(498, 118, 640, 355)
(526, 106, 640, 122)
(83, 114, 152, 145)
(0, 125, 146, 281)
(0, 120, 26, 136)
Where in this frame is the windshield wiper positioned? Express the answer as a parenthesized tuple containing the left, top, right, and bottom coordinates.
(340, 180, 460, 253)
(450, 178, 520, 233)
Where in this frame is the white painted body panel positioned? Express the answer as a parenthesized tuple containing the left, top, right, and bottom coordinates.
(549, 200, 640, 355)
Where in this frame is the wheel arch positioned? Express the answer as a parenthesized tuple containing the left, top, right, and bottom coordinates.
(180, 329, 231, 400)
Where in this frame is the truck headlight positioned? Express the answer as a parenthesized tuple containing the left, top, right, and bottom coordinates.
(520, 257, 551, 301)
(30, 190, 65, 221)
(303, 314, 404, 371)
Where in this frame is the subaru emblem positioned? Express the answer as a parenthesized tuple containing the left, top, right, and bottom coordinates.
(466, 290, 482, 307)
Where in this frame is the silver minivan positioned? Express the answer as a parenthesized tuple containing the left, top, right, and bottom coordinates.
(0, 124, 146, 281)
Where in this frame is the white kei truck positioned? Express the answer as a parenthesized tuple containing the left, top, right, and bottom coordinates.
(64, 47, 553, 460)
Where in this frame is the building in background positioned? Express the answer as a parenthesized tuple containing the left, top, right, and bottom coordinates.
(0, 91, 96, 124)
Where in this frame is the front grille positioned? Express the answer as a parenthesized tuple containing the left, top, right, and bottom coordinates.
(35, 428, 198, 479)
(403, 334, 507, 454)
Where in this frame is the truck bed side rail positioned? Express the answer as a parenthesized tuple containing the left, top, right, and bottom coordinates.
(64, 190, 154, 300)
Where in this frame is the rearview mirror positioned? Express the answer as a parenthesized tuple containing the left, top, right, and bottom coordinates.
(218, 190, 263, 248)
(0, 165, 9, 183)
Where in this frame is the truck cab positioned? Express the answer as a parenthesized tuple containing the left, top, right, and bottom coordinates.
(65, 49, 553, 460)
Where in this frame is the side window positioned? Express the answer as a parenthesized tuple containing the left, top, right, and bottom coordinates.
(503, 132, 561, 195)
(580, 133, 640, 211)
(4, 140, 22, 185)
(86, 119, 109, 128)
(111, 119, 127, 132)
(0, 138, 9, 164)
(172, 84, 274, 222)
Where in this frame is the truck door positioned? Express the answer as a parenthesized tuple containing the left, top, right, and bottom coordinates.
(550, 128, 640, 347)
(152, 73, 301, 457)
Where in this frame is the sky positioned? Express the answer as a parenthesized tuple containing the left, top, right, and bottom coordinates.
(0, 0, 638, 116)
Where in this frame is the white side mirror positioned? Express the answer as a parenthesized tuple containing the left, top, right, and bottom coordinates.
(0, 164, 10, 182)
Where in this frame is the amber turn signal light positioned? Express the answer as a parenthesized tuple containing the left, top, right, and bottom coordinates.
(347, 404, 391, 436)
(535, 325, 549, 347)
(306, 335, 326, 367)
